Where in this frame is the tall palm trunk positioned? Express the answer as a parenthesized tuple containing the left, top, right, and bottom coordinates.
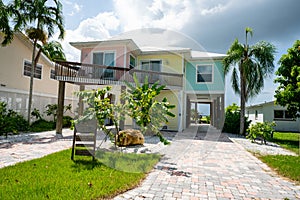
(27, 39, 37, 123)
(239, 63, 246, 135)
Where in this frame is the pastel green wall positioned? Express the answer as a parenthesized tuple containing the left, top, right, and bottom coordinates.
(185, 60, 225, 92)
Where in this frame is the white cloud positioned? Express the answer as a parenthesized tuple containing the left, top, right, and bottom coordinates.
(55, 12, 120, 61)
(113, 0, 192, 31)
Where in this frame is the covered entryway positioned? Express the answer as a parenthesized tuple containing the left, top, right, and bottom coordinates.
(185, 93, 224, 130)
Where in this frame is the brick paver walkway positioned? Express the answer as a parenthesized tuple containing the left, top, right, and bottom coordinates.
(115, 125, 300, 200)
(0, 129, 73, 168)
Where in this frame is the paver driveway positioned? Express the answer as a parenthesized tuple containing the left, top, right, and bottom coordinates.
(115, 125, 300, 200)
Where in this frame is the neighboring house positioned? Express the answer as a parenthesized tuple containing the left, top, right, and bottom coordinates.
(0, 32, 77, 120)
(246, 101, 300, 132)
(65, 39, 226, 131)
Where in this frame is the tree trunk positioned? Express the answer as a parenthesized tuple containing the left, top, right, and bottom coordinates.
(27, 39, 37, 124)
(240, 66, 246, 135)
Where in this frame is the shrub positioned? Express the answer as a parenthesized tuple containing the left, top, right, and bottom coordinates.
(0, 102, 29, 136)
(30, 119, 55, 132)
(62, 116, 73, 128)
(246, 122, 276, 144)
(222, 104, 251, 135)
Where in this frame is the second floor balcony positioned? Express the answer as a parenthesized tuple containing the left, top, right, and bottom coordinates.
(55, 61, 183, 89)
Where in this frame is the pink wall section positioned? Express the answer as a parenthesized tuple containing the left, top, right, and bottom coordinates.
(80, 46, 128, 68)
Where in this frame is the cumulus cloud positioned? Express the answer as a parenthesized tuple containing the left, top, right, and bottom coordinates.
(56, 12, 120, 61)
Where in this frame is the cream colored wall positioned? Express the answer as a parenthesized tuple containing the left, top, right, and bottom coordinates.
(137, 53, 183, 74)
(0, 34, 78, 118)
(0, 35, 77, 98)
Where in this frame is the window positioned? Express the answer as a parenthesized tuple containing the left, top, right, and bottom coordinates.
(197, 65, 213, 83)
(274, 110, 294, 120)
(92, 52, 115, 79)
(129, 55, 136, 68)
(255, 110, 258, 119)
(50, 69, 55, 79)
(23, 60, 42, 79)
(141, 60, 161, 82)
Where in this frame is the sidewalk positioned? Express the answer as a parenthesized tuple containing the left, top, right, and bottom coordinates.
(0, 129, 73, 168)
(114, 125, 300, 200)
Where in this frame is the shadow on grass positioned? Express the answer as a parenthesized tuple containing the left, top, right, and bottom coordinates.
(270, 138, 299, 154)
(71, 159, 103, 171)
(95, 150, 161, 173)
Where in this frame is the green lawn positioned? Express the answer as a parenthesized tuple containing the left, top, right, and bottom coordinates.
(259, 155, 300, 184)
(271, 132, 300, 155)
(259, 132, 300, 184)
(0, 149, 160, 200)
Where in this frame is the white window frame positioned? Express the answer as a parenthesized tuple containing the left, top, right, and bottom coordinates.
(91, 51, 116, 79)
(50, 69, 55, 79)
(129, 54, 136, 69)
(139, 59, 162, 83)
(274, 109, 294, 121)
(23, 60, 43, 80)
(196, 64, 213, 84)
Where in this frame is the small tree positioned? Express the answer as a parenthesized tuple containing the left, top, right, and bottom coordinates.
(75, 87, 124, 147)
(222, 103, 251, 134)
(274, 40, 300, 118)
(246, 122, 276, 144)
(124, 74, 175, 144)
(44, 103, 71, 122)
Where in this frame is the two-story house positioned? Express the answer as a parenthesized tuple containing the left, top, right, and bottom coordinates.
(61, 38, 225, 132)
(0, 32, 77, 120)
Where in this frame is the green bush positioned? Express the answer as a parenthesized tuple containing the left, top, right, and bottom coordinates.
(222, 104, 251, 134)
(62, 116, 73, 128)
(246, 122, 276, 144)
(0, 102, 29, 136)
(30, 119, 55, 132)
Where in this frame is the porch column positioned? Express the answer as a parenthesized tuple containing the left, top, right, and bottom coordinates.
(78, 85, 85, 116)
(213, 99, 217, 127)
(56, 81, 65, 135)
(210, 102, 213, 125)
(220, 94, 225, 129)
(119, 85, 126, 131)
(186, 97, 191, 127)
(195, 102, 198, 123)
(216, 96, 221, 129)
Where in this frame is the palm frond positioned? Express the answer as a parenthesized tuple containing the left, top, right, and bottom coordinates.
(231, 67, 240, 94)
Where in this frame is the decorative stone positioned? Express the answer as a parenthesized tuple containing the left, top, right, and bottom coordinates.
(117, 129, 144, 147)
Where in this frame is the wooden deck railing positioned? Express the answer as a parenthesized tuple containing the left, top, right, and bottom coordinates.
(55, 61, 183, 88)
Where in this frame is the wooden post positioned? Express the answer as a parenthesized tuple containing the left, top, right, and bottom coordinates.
(78, 85, 85, 116)
(56, 81, 65, 135)
(119, 85, 126, 131)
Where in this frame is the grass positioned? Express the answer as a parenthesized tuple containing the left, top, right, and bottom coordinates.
(258, 132, 300, 184)
(0, 149, 160, 200)
(271, 132, 300, 155)
(259, 155, 300, 184)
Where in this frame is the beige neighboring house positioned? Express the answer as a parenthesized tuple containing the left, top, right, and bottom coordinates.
(0, 32, 78, 120)
(246, 101, 300, 132)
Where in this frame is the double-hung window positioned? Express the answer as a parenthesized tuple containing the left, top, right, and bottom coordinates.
(274, 110, 294, 120)
(23, 60, 42, 79)
(197, 65, 213, 83)
(129, 55, 136, 69)
(50, 69, 55, 79)
(141, 60, 161, 82)
(92, 52, 115, 79)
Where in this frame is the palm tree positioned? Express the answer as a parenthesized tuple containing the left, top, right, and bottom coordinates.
(223, 27, 276, 135)
(0, 0, 65, 123)
(41, 40, 66, 62)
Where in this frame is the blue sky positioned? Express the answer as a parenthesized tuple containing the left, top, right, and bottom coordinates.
(25, 0, 300, 108)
